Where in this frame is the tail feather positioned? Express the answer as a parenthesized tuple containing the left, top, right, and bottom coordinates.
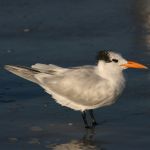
(4, 65, 40, 84)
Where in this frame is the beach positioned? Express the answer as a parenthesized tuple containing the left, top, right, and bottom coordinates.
(0, 0, 150, 149)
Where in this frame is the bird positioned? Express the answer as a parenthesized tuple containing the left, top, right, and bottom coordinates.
(4, 50, 147, 128)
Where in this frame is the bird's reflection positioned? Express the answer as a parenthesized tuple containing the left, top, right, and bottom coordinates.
(52, 128, 104, 150)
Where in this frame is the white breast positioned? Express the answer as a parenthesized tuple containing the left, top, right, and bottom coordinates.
(34, 64, 125, 112)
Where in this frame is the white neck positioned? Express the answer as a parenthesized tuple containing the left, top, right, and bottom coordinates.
(96, 61, 125, 90)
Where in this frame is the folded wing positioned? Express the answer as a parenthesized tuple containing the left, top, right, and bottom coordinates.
(34, 66, 111, 110)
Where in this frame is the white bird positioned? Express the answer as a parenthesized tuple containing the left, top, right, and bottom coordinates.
(4, 50, 147, 128)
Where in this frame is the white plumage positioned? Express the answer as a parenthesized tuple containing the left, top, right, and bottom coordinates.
(4, 50, 147, 127)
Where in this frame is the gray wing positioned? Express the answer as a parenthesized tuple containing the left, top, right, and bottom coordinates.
(4, 63, 68, 84)
(31, 63, 67, 74)
(34, 66, 111, 106)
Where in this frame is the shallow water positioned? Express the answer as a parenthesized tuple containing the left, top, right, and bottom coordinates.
(0, 0, 150, 150)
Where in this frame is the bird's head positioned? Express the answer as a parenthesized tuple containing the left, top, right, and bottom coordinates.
(96, 50, 148, 71)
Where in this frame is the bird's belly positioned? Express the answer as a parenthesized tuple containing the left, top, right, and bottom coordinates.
(83, 86, 123, 109)
(42, 79, 124, 111)
(45, 86, 117, 111)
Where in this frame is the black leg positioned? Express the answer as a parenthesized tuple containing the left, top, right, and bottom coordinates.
(81, 111, 89, 128)
(88, 110, 98, 127)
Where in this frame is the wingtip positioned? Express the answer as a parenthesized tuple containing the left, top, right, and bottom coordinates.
(4, 65, 10, 70)
(4, 65, 12, 69)
(4, 65, 17, 72)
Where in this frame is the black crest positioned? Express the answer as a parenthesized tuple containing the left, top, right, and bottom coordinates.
(96, 50, 111, 63)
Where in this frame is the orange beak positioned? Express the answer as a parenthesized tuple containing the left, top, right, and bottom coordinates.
(121, 61, 148, 69)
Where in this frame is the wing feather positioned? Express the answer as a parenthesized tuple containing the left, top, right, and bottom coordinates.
(34, 67, 112, 110)
(31, 63, 67, 74)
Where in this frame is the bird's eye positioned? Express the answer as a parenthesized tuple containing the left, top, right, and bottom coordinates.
(112, 59, 118, 63)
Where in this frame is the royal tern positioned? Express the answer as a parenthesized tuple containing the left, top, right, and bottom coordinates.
(4, 50, 147, 128)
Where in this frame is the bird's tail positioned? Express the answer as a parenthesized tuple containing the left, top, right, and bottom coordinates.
(4, 65, 40, 84)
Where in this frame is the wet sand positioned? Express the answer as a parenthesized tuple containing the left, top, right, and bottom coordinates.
(0, 0, 150, 149)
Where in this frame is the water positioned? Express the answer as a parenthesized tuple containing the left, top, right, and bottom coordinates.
(0, 0, 150, 149)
